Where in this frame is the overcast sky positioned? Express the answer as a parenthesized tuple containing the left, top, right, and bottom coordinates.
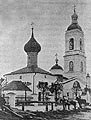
(0, 0, 91, 77)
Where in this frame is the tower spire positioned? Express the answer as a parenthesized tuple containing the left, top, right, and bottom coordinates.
(71, 5, 78, 24)
(55, 53, 58, 65)
(74, 4, 76, 14)
(31, 22, 34, 38)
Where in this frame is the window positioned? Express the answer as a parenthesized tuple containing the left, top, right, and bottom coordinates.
(81, 62, 83, 72)
(69, 61, 74, 71)
(19, 76, 22, 79)
(28, 56, 30, 59)
(69, 38, 74, 50)
(80, 39, 82, 50)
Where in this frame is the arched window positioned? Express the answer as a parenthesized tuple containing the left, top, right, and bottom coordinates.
(73, 81, 81, 89)
(69, 38, 74, 50)
(69, 61, 74, 71)
(80, 39, 82, 50)
(81, 62, 83, 72)
(19, 76, 22, 79)
(72, 81, 81, 97)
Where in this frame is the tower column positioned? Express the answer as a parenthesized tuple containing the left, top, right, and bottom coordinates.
(64, 7, 86, 81)
(27, 52, 38, 67)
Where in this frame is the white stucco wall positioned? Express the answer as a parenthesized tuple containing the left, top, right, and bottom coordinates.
(3, 72, 57, 104)
(65, 30, 85, 53)
(5, 73, 56, 93)
(50, 69, 63, 75)
(64, 29, 86, 82)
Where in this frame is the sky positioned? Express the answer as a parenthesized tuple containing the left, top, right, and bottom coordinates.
(0, 0, 91, 77)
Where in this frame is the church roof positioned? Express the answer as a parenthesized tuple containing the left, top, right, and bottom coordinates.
(24, 28, 41, 53)
(67, 23, 82, 31)
(4, 67, 52, 76)
(2, 81, 32, 91)
(50, 54, 63, 71)
(51, 64, 63, 70)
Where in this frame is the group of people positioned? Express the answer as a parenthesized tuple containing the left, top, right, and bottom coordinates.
(58, 95, 86, 111)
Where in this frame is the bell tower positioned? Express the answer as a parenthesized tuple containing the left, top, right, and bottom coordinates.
(64, 6, 86, 81)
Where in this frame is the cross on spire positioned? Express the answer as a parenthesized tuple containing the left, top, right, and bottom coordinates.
(31, 22, 34, 38)
(55, 53, 58, 65)
(71, 4, 78, 24)
(55, 53, 57, 59)
(31, 22, 34, 29)
(74, 4, 76, 13)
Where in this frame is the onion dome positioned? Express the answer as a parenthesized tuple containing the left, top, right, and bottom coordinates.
(67, 6, 82, 31)
(51, 58, 63, 70)
(24, 28, 41, 53)
(67, 24, 82, 31)
(50, 54, 63, 75)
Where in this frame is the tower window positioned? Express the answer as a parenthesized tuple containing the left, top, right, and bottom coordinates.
(80, 39, 82, 50)
(69, 61, 74, 71)
(20, 76, 22, 79)
(28, 56, 30, 59)
(69, 38, 74, 50)
(81, 62, 83, 72)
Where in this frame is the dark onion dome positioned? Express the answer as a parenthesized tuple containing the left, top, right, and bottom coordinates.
(67, 23, 82, 31)
(67, 7, 82, 32)
(51, 64, 63, 70)
(24, 28, 41, 53)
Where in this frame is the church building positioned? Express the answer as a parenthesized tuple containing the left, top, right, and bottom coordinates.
(2, 7, 91, 108)
(2, 24, 66, 107)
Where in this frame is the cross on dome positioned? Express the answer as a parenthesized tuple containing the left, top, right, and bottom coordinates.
(71, 4, 78, 23)
(31, 22, 34, 38)
(74, 4, 76, 13)
(31, 22, 34, 29)
(55, 53, 58, 65)
(50, 53, 63, 71)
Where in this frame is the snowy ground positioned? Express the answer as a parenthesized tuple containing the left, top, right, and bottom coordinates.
(15, 104, 76, 112)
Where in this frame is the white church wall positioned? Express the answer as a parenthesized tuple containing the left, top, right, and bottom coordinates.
(4, 73, 56, 102)
(2, 90, 25, 107)
(3, 90, 27, 97)
(65, 30, 84, 53)
(50, 69, 63, 75)
(64, 24, 86, 83)
(64, 55, 86, 74)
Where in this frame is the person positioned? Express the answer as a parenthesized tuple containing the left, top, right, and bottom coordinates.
(63, 96, 66, 110)
(76, 96, 82, 109)
(0, 96, 6, 110)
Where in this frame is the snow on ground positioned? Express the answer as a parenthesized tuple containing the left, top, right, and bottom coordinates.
(15, 104, 78, 112)
(15, 104, 64, 112)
